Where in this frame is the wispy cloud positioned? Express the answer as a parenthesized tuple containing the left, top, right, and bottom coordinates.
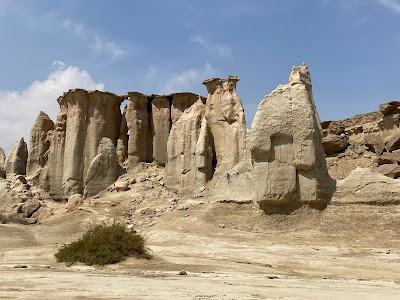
(190, 36, 232, 57)
(63, 19, 128, 61)
(377, 0, 400, 14)
(161, 63, 216, 94)
(0, 62, 104, 152)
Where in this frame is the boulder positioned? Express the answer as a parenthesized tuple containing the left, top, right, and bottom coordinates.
(385, 132, 400, 152)
(21, 199, 41, 218)
(65, 194, 83, 211)
(5, 138, 28, 177)
(322, 134, 349, 154)
(332, 167, 400, 204)
(376, 151, 400, 165)
(379, 101, 400, 116)
(364, 134, 385, 155)
(83, 137, 118, 198)
(114, 181, 129, 192)
(375, 164, 400, 179)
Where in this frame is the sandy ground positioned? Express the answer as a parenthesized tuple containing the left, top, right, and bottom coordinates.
(1, 171, 400, 299)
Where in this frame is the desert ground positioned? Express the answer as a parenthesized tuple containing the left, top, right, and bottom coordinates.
(1, 168, 400, 300)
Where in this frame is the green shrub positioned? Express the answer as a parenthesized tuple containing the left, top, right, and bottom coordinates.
(55, 224, 151, 265)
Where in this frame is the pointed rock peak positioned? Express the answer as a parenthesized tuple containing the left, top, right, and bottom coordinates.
(289, 63, 312, 87)
(32, 111, 54, 132)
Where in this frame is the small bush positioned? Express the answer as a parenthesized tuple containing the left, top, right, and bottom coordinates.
(55, 224, 151, 265)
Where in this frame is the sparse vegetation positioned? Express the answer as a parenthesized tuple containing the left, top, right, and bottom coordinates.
(55, 224, 151, 265)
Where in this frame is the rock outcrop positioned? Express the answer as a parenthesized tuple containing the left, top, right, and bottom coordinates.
(332, 167, 400, 204)
(5, 138, 28, 177)
(203, 76, 247, 177)
(323, 100, 400, 180)
(213, 64, 333, 209)
(27, 112, 54, 175)
(83, 137, 118, 198)
(0, 148, 6, 178)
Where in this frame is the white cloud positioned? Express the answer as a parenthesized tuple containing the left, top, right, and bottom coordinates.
(190, 36, 232, 57)
(377, 0, 400, 13)
(161, 63, 216, 94)
(63, 18, 128, 61)
(0, 63, 104, 153)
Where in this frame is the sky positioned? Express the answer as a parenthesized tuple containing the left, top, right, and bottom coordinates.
(0, 0, 399, 152)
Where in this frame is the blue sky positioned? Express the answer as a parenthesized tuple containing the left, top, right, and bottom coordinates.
(0, 0, 399, 152)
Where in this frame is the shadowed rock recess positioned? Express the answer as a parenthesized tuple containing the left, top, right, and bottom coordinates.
(2, 63, 400, 219)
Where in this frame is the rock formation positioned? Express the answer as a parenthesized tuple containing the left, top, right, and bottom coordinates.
(5, 138, 28, 177)
(213, 65, 333, 209)
(203, 76, 247, 177)
(27, 111, 54, 175)
(332, 167, 400, 204)
(83, 137, 118, 198)
(0, 148, 6, 178)
(323, 100, 400, 180)
(151, 95, 171, 166)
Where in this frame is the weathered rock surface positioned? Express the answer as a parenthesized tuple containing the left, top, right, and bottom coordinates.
(27, 112, 54, 175)
(323, 134, 349, 154)
(203, 76, 247, 177)
(323, 99, 400, 180)
(332, 167, 400, 204)
(151, 96, 171, 166)
(5, 138, 28, 177)
(83, 138, 118, 198)
(65, 194, 83, 211)
(214, 64, 333, 208)
(375, 164, 400, 179)
(0, 148, 6, 178)
(166, 100, 210, 191)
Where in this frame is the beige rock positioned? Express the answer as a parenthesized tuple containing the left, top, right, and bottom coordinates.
(170, 93, 200, 124)
(117, 105, 129, 165)
(0, 148, 6, 178)
(375, 164, 400, 179)
(114, 180, 129, 192)
(364, 134, 384, 155)
(59, 89, 122, 197)
(385, 132, 400, 152)
(332, 167, 400, 204)
(323, 134, 349, 154)
(65, 194, 83, 211)
(21, 199, 41, 218)
(126, 92, 152, 167)
(27, 112, 54, 175)
(5, 138, 28, 177)
(166, 100, 209, 191)
(379, 101, 400, 116)
(376, 151, 400, 165)
(0, 179, 14, 212)
(46, 105, 67, 198)
(203, 76, 247, 178)
(151, 96, 171, 166)
(215, 64, 333, 208)
(83, 137, 118, 198)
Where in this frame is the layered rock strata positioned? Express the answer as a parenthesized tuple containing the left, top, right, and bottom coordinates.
(5, 138, 28, 177)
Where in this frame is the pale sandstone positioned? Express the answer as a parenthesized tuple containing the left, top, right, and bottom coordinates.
(5, 138, 28, 177)
(203, 76, 247, 178)
(83, 137, 118, 198)
(166, 100, 209, 191)
(27, 112, 54, 175)
(151, 95, 171, 166)
(332, 167, 400, 204)
(126, 92, 152, 167)
(0, 148, 6, 178)
(214, 65, 333, 208)
(65, 194, 83, 211)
